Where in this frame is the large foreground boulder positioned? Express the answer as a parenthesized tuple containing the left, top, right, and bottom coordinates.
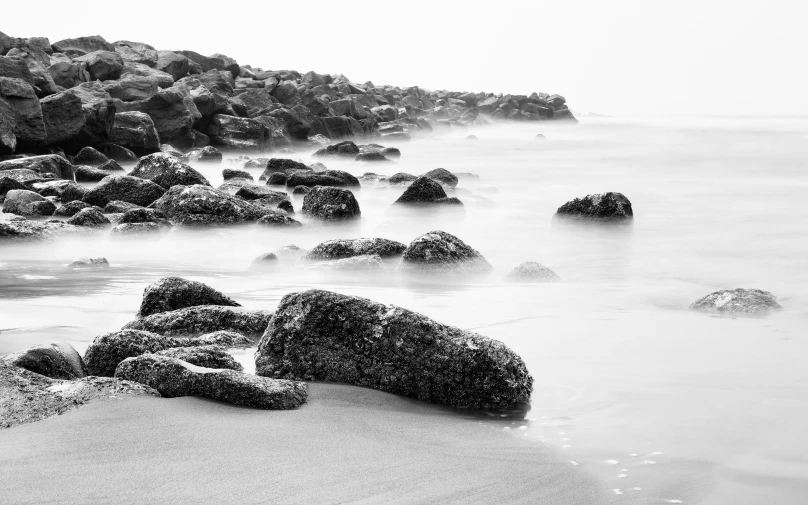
(138, 276, 240, 317)
(115, 354, 307, 409)
(401, 231, 492, 272)
(1, 342, 86, 380)
(122, 305, 272, 339)
(255, 289, 533, 409)
(82, 175, 166, 207)
(306, 238, 406, 260)
(153, 184, 266, 225)
(690, 288, 780, 315)
(301, 186, 360, 220)
(555, 192, 633, 223)
(130, 152, 210, 189)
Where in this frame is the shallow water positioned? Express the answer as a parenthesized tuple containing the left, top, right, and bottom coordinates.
(2, 117, 807, 504)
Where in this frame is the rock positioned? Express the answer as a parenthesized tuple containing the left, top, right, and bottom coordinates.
(124, 85, 199, 142)
(257, 158, 310, 180)
(389, 172, 417, 184)
(0, 77, 46, 148)
(286, 171, 356, 188)
(394, 176, 462, 206)
(0, 219, 57, 241)
(74, 165, 112, 182)
(39, 91, 85, 146)
(401, 230, 491, 272)
(0, 176, 27, 197)
(63, 82, 116, 148)
(535, 134, 546, 140)
(65, 207, 110, 228)
(255, 289, 532, 409)
(555, 192, 633, 223)
(103, 200, 141, 213)
(73, 146, 109, 166)
(104, 73, 159, 103)
(160, 143, 183, 158)
(291, 185, 310, 196)
(2, 189, 55, 216)
(250, 252, 278, 270)
(505, 262, 560, 282)
(82, 175, 166, 207)
(122, 61, 174, 89)
(122, 306, 272, 339)
(73, 50, 123, 81)
(110, 222, 162, 236)
(306, 238, 406, 261)
(422, 168, 458, 187)
(130, 152, 210, 189)
(115, 354, 307, 409)
(138, 276, 240, 317)
(60, 182, 87, 203)
(154, 184, 266, 225)
(277, 200, 294, 214)
(271, 81, 299, 106)
(118, 208, 169, 226)
(0, 154, 73, 179)
(316, 254, 384, 271)
(113, 40, 158, 66)
(53, 200, 92, 217)
(256, 210, 302, 227)
(313, 140, 359, 158)
(178, 51, 240, 78)
(154, 51, 190, 80)
(266, 172, 287, 185)
(381, 147, 401, 159)
(67, 257, 110, 268)
(690, 288, 781, 315)
(191, 330, 253, 348)
(273, 244, 307, 258)
(301, 186, 361, 220)
(355, 151, 390, 162)
(1, 342, 86, 380)
(51, 36, 115, 55)
(186, 146, 222, 163)
(98, 143, 139, 163)
(0, 96, 16, 154)
(155, 345, 243, 371)
(222, 168, 252, 181)
(108, 111, 161, 155)
(234, 185, 288, 202)
(207, 114, 267, 150)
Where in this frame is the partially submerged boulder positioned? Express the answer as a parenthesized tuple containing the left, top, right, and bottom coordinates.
(0, 154, 73, 179)
(82, 175, 166, 207)
(115, 354, 307, 409)
(555, 192, 633, 223)
(505, 262, 560, 282)
(301, 186, 360, 220)
(422, 168, 458, 188)
(138, 276, 240, 317)
(2, 189, 56, 216)
(306, 238, 406, 260)
(1, 342, 86, 380)
(256, 210, 302, 227)
(67, 257, 110, 268)
(690, 288, 780, 315)
(401, 230, 491, 272)
(255, 289, 533, 409)
(153, 184, 266, 225)
(122, 305, 272, 339)
(130, 152, 210, 189)
(65, 208, 110, 228)
(394, 176, 462, 206)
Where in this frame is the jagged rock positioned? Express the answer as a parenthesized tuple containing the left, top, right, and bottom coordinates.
(389, 172, 417, 184)
(394, 176, 462, 206)
(690, 288, 781, 315)
(51, 36, 115, 55)
(271, 81, 299, 106)
(222, 168, 252, 181)
(178, 51, 240, 78)
(155, 345, 243, 371)
(266, 172, 287, 185)
(65, 207, 110, 228)
(0, 77, 46, 148)
(122, 306, 272, 339)
(67, 257, 110, 268)
(60, 182, 87, 203)
(115, 354, 307, 409)
(39, 91, 85, 146)
(207, 114, 266, 150)
(286, 170, 358, 188)
(505, 262, 560, 282)
(301, 186, 360, 220)
(113, 40, 158, 66)
(53, 200, 93, 217)
(401, 230, 491, 272)
(73, 146, 109, 166)
(138, 276, 240, 317)
(154, 51, 190, 80)
(0, 154, 73, 179)
(422, 168, 458, 188)
(1, 342, 86, 380)
(2, 189, 55, 216)
(122, 61, 174, 89)
(256, 210, 302, 227)
(355, 151, 390, 162)
(98, 143, 139, 163)
(104, 74, 159, 102)
(103, 200, 141, 213)
(83, 175, 165, 207)
(255, 289, 532, 409)
(555, 192, 633, 223)
(63, 82, 116, 148)
(122, 85, 199, 142)
(130, 152, 210, 189)
(306, 238, 406, 260)
(153, 184, 266, 225)
(313, 140, 360, 158)
(74, 50, 123, 81)
(118, 208, 169, 226)
(186, 146, 222, 163)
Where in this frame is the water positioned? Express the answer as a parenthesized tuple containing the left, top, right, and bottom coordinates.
(2, 116, 807, 504)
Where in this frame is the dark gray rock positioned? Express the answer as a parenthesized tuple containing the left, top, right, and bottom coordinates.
(60, 182, 87, 203)
(153, 184, 266, 225)
(63, 82, 116, 149)
(98, 143, 139, 163)
(103, 200, 142, 213)
(115, 354, 307, 409)
(234, 185, 288, 201)
(186, 146, 222, 163)
(103, 74, 159, 102)
(155, 345, 243, 371)
(123, 85, 200, 142)
(82, 175, 166, 207)
(108, 111, 160, 154)
(258, 158, 310, 180)
(67, 257, 110, 268)
(66, 208, 110, 228)
(1, 342, 86, 380)
(389, 172, 417, 184)
(138, 276, 240, 317)
(222, 168, 252, 181)
(286, 171, 350, 188)
(154, 51, 190, 80)
(690, 288, 781, 315)
(422, 168, 458, 188)
(394, 176, 462, 206)
(555, 192, 633, 223)
(355, 151, 390, 162)
(0, 77, 45, 149)
(306, 238, 406, 261)
(130, 152, 210, 189)
(401, 230, 491, 272)
(74, 165, 113, 182)
(113, 40, 158, 66)
(51, 36, 115, 55)
(313, 140, 359, 158)
(122, 306, 272, 339)
(0, 176, 26, 197)
(256, 210, 302, 227)
(255, 289, 532, 409)
(291, 185, 310, 196)
(207, 114, 266, 150)
(74, 50, 123, 81)
(0, 154, 73, 179)
(2, 189, 55, 216)
(53, 200, 93, 217)
(505, 262, 560, 282)
(266, 172, 287, 185)
(301, 186, 361, 220)
(39, 91, 85, 146)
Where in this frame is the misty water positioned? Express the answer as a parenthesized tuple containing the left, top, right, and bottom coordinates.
(2, 116, 807, 504)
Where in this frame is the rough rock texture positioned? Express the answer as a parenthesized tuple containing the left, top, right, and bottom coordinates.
(65, 207, 110, 228)
(0, 154, 73, 179)
(690, 288, 781, 315)
(1, 342, 86, 380)
(186, 146, 222, 163)
(153, 184, 265, 225)
(504, 262, 560, 282)
(313, 140, 360, 157)
(0, 219, 57, 241)
(389, 173, 418, 184)
(67, 257, 110, 268)
(108, 111, 160, 154)
(82, 175, 166, 207)
(73, 146, 109, 166)
(130, 152, 210, 189)
(422, 168, 458, 188)
(306, 238, 406, 260)
(155, 345, 243, 371)
(138, 276, 240, 317)
(315, 254, 384, 271)
(115, 354, 307, 409)
(301, 186, 360, 220)
(255, 289, 532, 409)
(122, 306, 272, 339)
(0, 362, 158, 429)
(286, 170, 359, 189)
(555, 192, 634, 223)
(256, 210, 302, 227)
(222, 168, 251, 181)
(53, 200, 93, 217)
(207, 114, 266, 150)
(39, 91, 85, 145)
(394, 176, 462, 206)
(401, 230, 492, 272)
(2, 189, 56, 216)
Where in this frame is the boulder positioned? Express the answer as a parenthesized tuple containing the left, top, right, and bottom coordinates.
(74, 165, 116, 182)
(306, 238, 406, 260)
(98, 143, 139, 163)
(315, 254, 384, 271)
(266, 172, 287, 185)
(103, 200, 142, 213)
(122, 306, 272, 339)
(108, 111, 161, 154)
(0, 176, 27, 197)
(138, 276, 240, 317)
(73, 50, 123, 81)
(250, 252, 278, 270)
(155, 345, 243, 371)
(313, 140, 360, 158)
(122, 62, 174, 88)
(355, 151, 390, 162)
(110, 222, 162, 236)
(1, 342, 86, 380)
(690, 288, 781, 315)
(256, 210, 302, 227)
(63, 82, 116, 148)
(67, 257, 110, 268)
(115, 354, 307, 409)
(73, 146, 108, 166)
(53, 200, 93, 217)
(0, 154, 73, 179)
(82, 175, 166, 207)
(258, 158, 310, 179)
(401, 230, 491, 272)
(301, 186, 361, 220)
(207, 114, 267, 150)
(39, 91, 85, 146)
(389, 172, 417, 184)
(394, 176, 462, 206)
(222, 168, 252, 181)
(60, 182, 87, 203)
(130, 152, 210, 189)
(154, 51, 190, 80)
(504, 262, 560, 282)
(2, 189, 55, 216)
(66, 208, 110, 227)
(178, 51, 240, 78)
(113, 40, 158, 66)
(124, 85, 199, 142)
(185, 146, 221, 163)
(0, 96, 16, 153)
(51, 36, 115, 55)
(234, 185, 288, 202)
(0, 219, 58, 241)
(286, 171, 353, 188)
(422, 168, 458, 188)
(153, 184, 266, 225)
(555, 192, 633, 223)
(255, 289, 532, 409)
(0, 77, 45, 148)
(271, 81, 299, 106)
(103, 74, 159, 102)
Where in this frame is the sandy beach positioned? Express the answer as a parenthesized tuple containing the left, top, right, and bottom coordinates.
(0, 383, 605, 504)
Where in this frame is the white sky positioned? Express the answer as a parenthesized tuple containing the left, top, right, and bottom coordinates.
(2, 0, 805, 116)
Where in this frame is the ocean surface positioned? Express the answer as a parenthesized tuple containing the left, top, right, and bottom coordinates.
(2, 116, 807, 504)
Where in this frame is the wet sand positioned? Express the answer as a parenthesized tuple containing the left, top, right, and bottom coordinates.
(0, 383, 605, 505)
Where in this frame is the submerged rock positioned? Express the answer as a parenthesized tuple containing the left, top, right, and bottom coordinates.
(137, 276, 240, 317)
(250, 252, 278, 270)
(82, 175, 166, 207)
(66, 208, 111, 228)
(505, 262, 560, 282)
(256, 210, 302, 227)
(53, 200, 93, 217)
(1, 342, 86, 380)
(122, 305, 272, 339)
(153, 184, 265, 225)
(301, 186, 360, 220)
(394, 176, 462, 206)
(115, 354, 307, 409)
(690, 288, 780, 315)
(401, 230, 491, 272)
(422, 168, 458, 188)
(155, 345, 243, 371)
(555, 192, 633, 223)
(67, 257, 110, 269)
(306, 237, 406, 260)
(255, 289, 532, 409)
(313, 140, 359, 158)
(315, 254, 384, 271)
